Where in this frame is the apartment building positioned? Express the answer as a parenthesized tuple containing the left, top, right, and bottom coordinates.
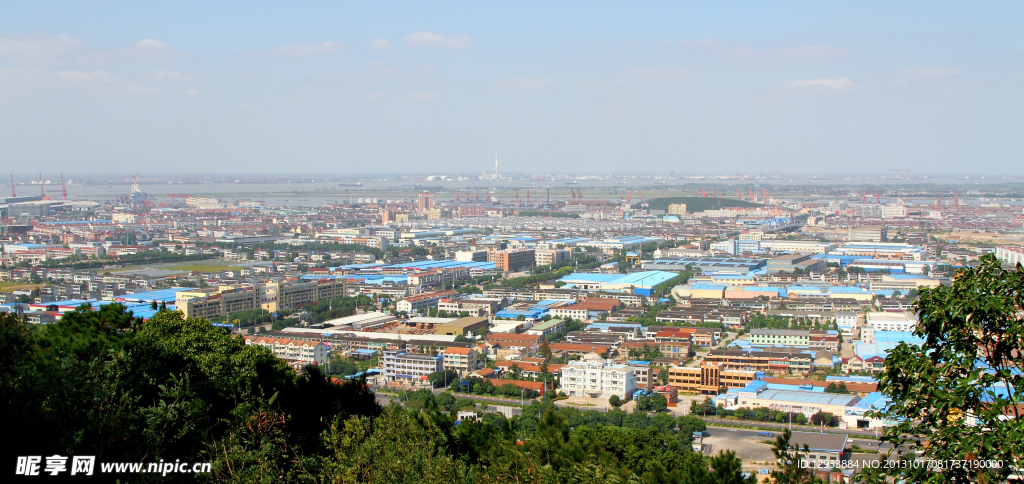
(559, 353, 637, 399)
(244, 336, 329, 366)
(437, 296, 506, 317)
(667, 362, 759, 395)
(177, 286, 260, 319)
(395, 290, 459, 313)
(176, 279, 347, 319)
(442, 346, 479, 376)
(847, 225, 887, 242)
(261, 279, 347, 312)
(494, 249, 535, 272)
(485, 332, 542, 359)
(382, 350, 443, 383)
(703, 348, 815, 375)
(534, 248, 571, 267)
(748, 329, 839, 352)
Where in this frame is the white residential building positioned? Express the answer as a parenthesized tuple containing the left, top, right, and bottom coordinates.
(864, 311, 917, 332)
(559, 352, 637, 400)
(244, 336, 329, 366)
(382, 350, 443, 383)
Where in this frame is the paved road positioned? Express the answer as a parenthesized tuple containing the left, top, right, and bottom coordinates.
(705, 426, 888, 449)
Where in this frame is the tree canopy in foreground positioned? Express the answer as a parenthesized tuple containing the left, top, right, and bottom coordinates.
(0, 306, 755, 483)
(865, 255, 1024, 482)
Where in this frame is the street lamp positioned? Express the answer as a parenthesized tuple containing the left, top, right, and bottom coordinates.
(521, 388, 525, 408)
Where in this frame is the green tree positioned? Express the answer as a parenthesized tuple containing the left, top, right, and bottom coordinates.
(769, 429, 822, 484)
(866, 255, 1024, 483)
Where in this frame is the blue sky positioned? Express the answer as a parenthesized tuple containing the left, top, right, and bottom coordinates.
(2, 2, 1022, 175)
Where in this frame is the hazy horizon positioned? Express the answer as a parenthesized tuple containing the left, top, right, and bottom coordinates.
(3, 2, 1022, 175)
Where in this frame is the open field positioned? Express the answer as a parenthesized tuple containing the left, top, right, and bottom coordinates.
(154, 263, 241, 273)
(108, 259, 252, 276)
(0, 282, 41, 291)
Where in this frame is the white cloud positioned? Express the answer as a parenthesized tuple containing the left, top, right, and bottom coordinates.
(57, 69, 115, 82)
(136, 38, 169, 50)
(183, 89, 199, 97)
(370, 39, 394, 51)
(497, 77, 554, 91)
(268, 42, 345, 56)
(407, 92, 436, 102)
(0, 33, 83, 56)
(896, 67, 961, 83)
(579, 78, 602, 88)
(791, 77, 857, 90)
(404, 32, 472, 48)
(125, 38, 183, 58)
(775, 45, 847, 59)
(151, 70, 196, 82)
(621, 66, 694, 81)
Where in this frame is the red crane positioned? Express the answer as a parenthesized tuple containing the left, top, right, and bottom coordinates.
(861, 193, 867, 203)
(475, 190, 479, 201)
(700, 188, 707, 198)
(60, 174, 67, 201)
(515, 189, 520, 204)
(747, 189, 756, 202)
(455, 189, 460, 202)
(736, 189, 743, 200)
(761, 188, 770, 204)
(39, 174, 50, 200)
(873, 191, 881, 204)
(9, 175, 15, 198)
(935, 193, 944, 206)
(953, 191, 961, 206)
(526, 189, 530, 203)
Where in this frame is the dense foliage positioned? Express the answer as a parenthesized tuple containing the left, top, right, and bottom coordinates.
(1, 306, 759, 483)
(864, 254, 1024, 482)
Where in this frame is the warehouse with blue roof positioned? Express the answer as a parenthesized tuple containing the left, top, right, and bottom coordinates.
(559, 270, 677, 296)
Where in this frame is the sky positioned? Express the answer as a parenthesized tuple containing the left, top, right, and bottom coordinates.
(1, 1, 1022, 176)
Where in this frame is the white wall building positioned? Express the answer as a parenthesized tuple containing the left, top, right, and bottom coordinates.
(864, 311, 917, 333)
(559, 352, 637, 399)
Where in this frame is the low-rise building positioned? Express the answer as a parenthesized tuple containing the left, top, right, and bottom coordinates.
(559, 352, 637, 399)
(244, 336, 329, 367)
(442, 346, 479, 376)
(382, 350, 443, 383)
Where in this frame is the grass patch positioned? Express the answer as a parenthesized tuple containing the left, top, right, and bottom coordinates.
(0, 282, 40, 291)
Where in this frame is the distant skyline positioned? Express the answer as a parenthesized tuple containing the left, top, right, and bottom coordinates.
(2, 2, 1022, 175)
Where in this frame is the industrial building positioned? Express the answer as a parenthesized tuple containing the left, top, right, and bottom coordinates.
(435, 316, 490, 336)
(767, 254, 827, 274)
(642, 257, 766, 274)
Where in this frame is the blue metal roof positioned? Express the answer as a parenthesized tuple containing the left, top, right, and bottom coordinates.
(116, 288, 191, 303)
